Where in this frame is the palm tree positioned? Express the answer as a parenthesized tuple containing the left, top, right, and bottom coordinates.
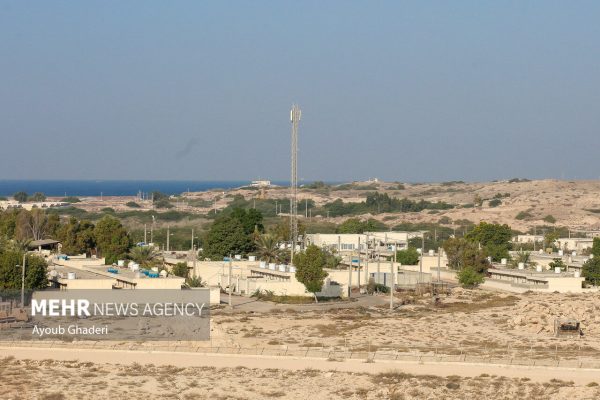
(129, 246, 162, 267)
(255, 234, 282, 263)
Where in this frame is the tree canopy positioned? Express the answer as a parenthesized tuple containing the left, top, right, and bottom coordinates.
(202, 216, 254, 260)
(0, 250, 48, 290)
(294, 245, 329, 299)
(94, 216, 132, 264)
(583, 257, 600, 286)
(336, 218, 387, 234)
(443, 237, 489, 287)
(395, 247, 420, 265)
(465, 222, 512, 261)
(57, 217, 96, 255)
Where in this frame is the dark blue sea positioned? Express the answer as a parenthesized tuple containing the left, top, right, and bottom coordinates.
(0, 180, 289, 197)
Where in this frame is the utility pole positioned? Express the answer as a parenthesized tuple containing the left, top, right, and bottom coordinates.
(357, 237, 361, 290)
(437, 247, 441, 282)
(150, 216, 155, 244)
(305, 199, 308, 218)
(419, 233, 425, 284)
(364, 234, 370, 284)
(166, 225, 170, 252)
(275, 200, 278, 215)
(290, 104, 301, 265)
(228, 254, 233, 308)
(389, 257, 394, 310)
(193, 244, 197, 273)
(144, 224, 147, 244)
(20, 253, 26, 307)
(191, 228, 194, 251)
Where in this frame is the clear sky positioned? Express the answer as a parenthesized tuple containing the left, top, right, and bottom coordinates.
(1, 1, 599, 182)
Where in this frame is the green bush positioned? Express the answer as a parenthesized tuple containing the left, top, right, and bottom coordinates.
(515, 211, 532, 220)
(543, 215, 556, 223)
(488, 199, 502, 207)
(457, 267, 484, 288)
(395, 247, 420, 265)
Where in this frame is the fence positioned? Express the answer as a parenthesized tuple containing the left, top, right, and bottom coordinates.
(2, 340, 600, 369)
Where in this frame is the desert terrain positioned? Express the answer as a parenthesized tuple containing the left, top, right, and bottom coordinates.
(64, 179, 600, 232)
(2, 355, 598, 400)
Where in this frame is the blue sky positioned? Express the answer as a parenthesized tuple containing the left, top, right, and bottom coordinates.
(1, 1, 599, 182)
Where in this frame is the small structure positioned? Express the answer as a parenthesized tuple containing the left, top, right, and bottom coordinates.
(29, 239, 60, 252)
(554, 318, 581, 337)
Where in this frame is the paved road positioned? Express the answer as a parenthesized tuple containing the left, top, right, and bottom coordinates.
(4, 346, 600, 385)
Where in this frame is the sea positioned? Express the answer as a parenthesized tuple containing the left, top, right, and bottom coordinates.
(0, 180, 289, 197)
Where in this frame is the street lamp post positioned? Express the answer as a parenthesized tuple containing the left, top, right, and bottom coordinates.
(20, 253, 26, 307)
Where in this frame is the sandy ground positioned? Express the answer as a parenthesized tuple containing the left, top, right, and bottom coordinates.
(208, 289, 600, 360)
(5, 289, 600, 398)
(2, 351, 600, 400)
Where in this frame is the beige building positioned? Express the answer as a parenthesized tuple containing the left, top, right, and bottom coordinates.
(307, 231, 424, 255)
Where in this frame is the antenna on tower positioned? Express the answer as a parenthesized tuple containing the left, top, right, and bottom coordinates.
(290, 104, 301, 265)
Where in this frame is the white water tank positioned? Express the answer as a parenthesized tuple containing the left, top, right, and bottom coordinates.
(248, 255, 256, 262)
(591, 254, 595, 259)
(278, 264, 286, 272)
(269, 263, 276, 270)
(67, 272, 76, 280)
(117, 260, 125, 267)
(501, 258, 507, 265)
(536, 265, 542, 272)
(159, 270, 168, 277)
(235, 254, 242, 260)
(572, 251, 577, 256)
(130, 264, 139, 271)
(259, 261, 266, 269)
(289, 266, 296, 273)
(518, 262, 525, 270)
(558, 250, 564, 256)
(539, 249, 544, 254)
(428, 249, 434, 256)
(555, 267, 561, 274)
(574, 271, 581, 278)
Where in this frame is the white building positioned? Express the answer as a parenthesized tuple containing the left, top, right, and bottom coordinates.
(307, 231, 424, 254)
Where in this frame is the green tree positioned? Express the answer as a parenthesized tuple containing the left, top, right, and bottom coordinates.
(29, 192, 47, 202)
(230, 208, 264, 235)
(544, 231, 559, 251)
(294, 244, 329, 302)
(548, 258, 566, 271)
(0, 209, 19, 239)
(129, 246, 162, 267)
(255, 234, 282, 263)
(457, 267, 485, 288)
(0, 251, 48, 290)
(395, 247, 420, 265)
(94, 216, 132, 264)
(337, 218, 365, 234)
(583, 257, 600, 286)
(203, 216, 253, 260)
(592, 237, 600, 258)
(465, 222, 512, 261)
(171, 262, 190, 278)
(57, 217, 96, 255)
(443, 237, 489, 274)
(13, 192, 28, 203)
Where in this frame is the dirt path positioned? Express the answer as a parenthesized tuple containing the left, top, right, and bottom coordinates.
(4, 345, 600, 385)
